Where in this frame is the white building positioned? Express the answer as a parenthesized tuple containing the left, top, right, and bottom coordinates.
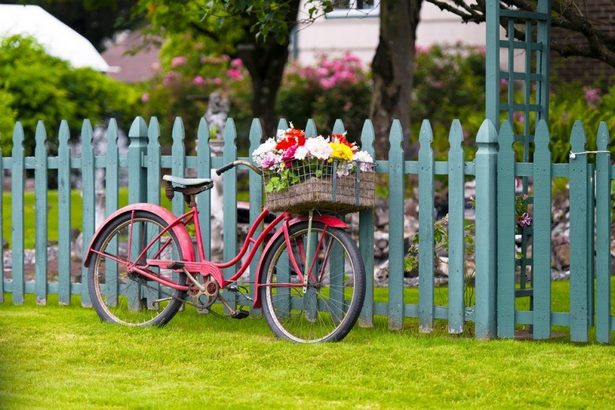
(293, 1, 487, 66)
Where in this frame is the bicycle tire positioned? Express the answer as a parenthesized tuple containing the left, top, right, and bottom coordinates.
(260, 221, 365, 342)
(88, 210, 187, 326)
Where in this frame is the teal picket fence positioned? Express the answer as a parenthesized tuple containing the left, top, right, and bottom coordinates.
(1, 115, 613, 343)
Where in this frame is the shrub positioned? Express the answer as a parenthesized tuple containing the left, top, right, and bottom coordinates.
(0, 34, 139, 155)
(276, 54, 371, 142)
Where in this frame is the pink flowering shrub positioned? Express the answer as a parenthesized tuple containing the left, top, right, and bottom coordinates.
(277, 53, 371, 141)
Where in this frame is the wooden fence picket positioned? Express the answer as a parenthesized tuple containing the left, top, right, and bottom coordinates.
(569, 121, 589, 342)
(248, 118, 263, 310)
(147, 117, 161, 206)
(80, 120, 95, 307)
(418, 120, 434, 333)
(222, 118, 237, 281)
(57, 120, 71, 304)
(104, 119, 120, 307)
(34, 121, 48, 304)
(171, 118, 186, 216)
(359, 119, 375, 327)
(595, 122, 611, 343)
(11, 122, 25, 305)
(387, 120, 405, 330)
(447, 120, 465, 334)
(532, 120, 552, 339)
(496, 121, 516, 338)
(197, 118, 212, 261)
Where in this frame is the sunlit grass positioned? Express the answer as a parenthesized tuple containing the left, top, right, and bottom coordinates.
(1, 294, 615, 409)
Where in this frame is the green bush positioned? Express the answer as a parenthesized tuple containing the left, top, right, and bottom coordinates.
(0, 34, 139, 155)
(0, 90, 16, 155)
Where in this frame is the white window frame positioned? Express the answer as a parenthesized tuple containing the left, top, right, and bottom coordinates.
(325, 0, 380, 19)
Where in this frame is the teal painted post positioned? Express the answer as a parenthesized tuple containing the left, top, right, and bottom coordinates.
(586, 163, 594, 327)
(196, 118, 212, 260)
(128, 117, 148, 206)
(275, 119, 290, 316)
(222, 119, 237, 280)
(569, 121, 589, 342)
(485, 1, 500, 125)
(595, 122, 611, 343)
(105, 120, 120, 307)
(145, 117, 161, 305)
(533, 120, 552, 339)
(418, 120, 434, 332)
(329, 119, 347, 320)
(34, 121, 48, 305)
(81, 120, 95, 307)
(447, 120, 465, 333)
(171, 118, 186, 216)
(496, 121, 516, 338)
(147, 117, 161, 206)
(11, 122, 25, 305)
(248, 119, 263, 307)
(474, 119, 498, 339)
(388, 120, 405, 330)
(536, 0, 550, 122)
(127, 117, 148, 310)
(57, 121, 71, 305)
(359, 120, 375, 327)
(305, 119, 317, 137)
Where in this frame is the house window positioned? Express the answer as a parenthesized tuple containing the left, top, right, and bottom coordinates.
(327, 0, 380, 18)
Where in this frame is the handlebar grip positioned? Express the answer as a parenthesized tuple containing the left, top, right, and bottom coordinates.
(216, 162, 235, 176)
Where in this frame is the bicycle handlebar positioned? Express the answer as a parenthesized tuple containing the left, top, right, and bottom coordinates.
(216, 160, 262, 176)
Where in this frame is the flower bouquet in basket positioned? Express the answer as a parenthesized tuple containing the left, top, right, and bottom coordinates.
(252, 125, 376, 214)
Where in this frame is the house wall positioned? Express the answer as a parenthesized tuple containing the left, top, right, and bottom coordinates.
(294, 2, 486, 66)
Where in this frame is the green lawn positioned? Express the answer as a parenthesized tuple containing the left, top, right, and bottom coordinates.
(2, 295, 615, 409)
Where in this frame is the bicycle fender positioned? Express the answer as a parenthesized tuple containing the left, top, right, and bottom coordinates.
(83, 204, 195, 267)
(252, 214, 348, 308)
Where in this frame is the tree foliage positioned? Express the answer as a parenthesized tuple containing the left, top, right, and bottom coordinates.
(428, 0, 615, 68)
(0, 35, 140, 154)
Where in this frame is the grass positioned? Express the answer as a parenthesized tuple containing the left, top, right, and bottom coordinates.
(2, 295, 615, 409)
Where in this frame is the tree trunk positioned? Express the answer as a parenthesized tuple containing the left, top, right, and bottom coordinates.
(370, 0, 423, 159)
(238, 0, 300, 136)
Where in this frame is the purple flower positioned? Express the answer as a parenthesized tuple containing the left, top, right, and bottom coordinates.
(140, 93, 149, 103)
(231, 58, 243, 68)
(261, 152, 279, 169)
(584, 87, 601, 106)
(192, 75, 205, 86)
(163, 71, 178, 86)
(517, 212, 532, 228)
(282, 145, 298, 166)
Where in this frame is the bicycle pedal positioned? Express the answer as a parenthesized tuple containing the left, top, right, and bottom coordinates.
(230, 309, 249, 319)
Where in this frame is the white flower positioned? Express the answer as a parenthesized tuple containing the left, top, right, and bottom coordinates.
(294, 145, 309, 160)
(353, 150, 374, 171)
(252, 138, 277, 166)
(305, 135, 332, 160)
(336, 162, 354, 177)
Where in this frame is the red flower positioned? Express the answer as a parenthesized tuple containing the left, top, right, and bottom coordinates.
(331, 133, 354, 149)
(275, 129, 306, 150)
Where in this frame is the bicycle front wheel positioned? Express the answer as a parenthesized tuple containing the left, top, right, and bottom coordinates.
(88, 210, 187, 326)
(260, 221, 365, 343)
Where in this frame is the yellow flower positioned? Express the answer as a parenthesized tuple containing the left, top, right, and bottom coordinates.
(329, 142, 353, 161)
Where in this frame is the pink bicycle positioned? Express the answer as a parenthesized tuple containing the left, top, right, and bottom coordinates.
(84, 160, 366, 343)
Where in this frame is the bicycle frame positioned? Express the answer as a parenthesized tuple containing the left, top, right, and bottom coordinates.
(123, 204, 348, 304)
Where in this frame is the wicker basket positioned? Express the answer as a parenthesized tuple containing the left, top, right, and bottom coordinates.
(264, 160, 375, 214)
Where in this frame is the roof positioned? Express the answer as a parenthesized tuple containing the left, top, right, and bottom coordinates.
(0, 4, 110, 71)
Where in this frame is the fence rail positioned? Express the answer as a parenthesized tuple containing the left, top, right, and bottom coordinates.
(1, 116, 613, 343)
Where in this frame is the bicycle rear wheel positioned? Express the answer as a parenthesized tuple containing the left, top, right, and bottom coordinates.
(260, 221, 365, 343)
(88, 210, 187, 326)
